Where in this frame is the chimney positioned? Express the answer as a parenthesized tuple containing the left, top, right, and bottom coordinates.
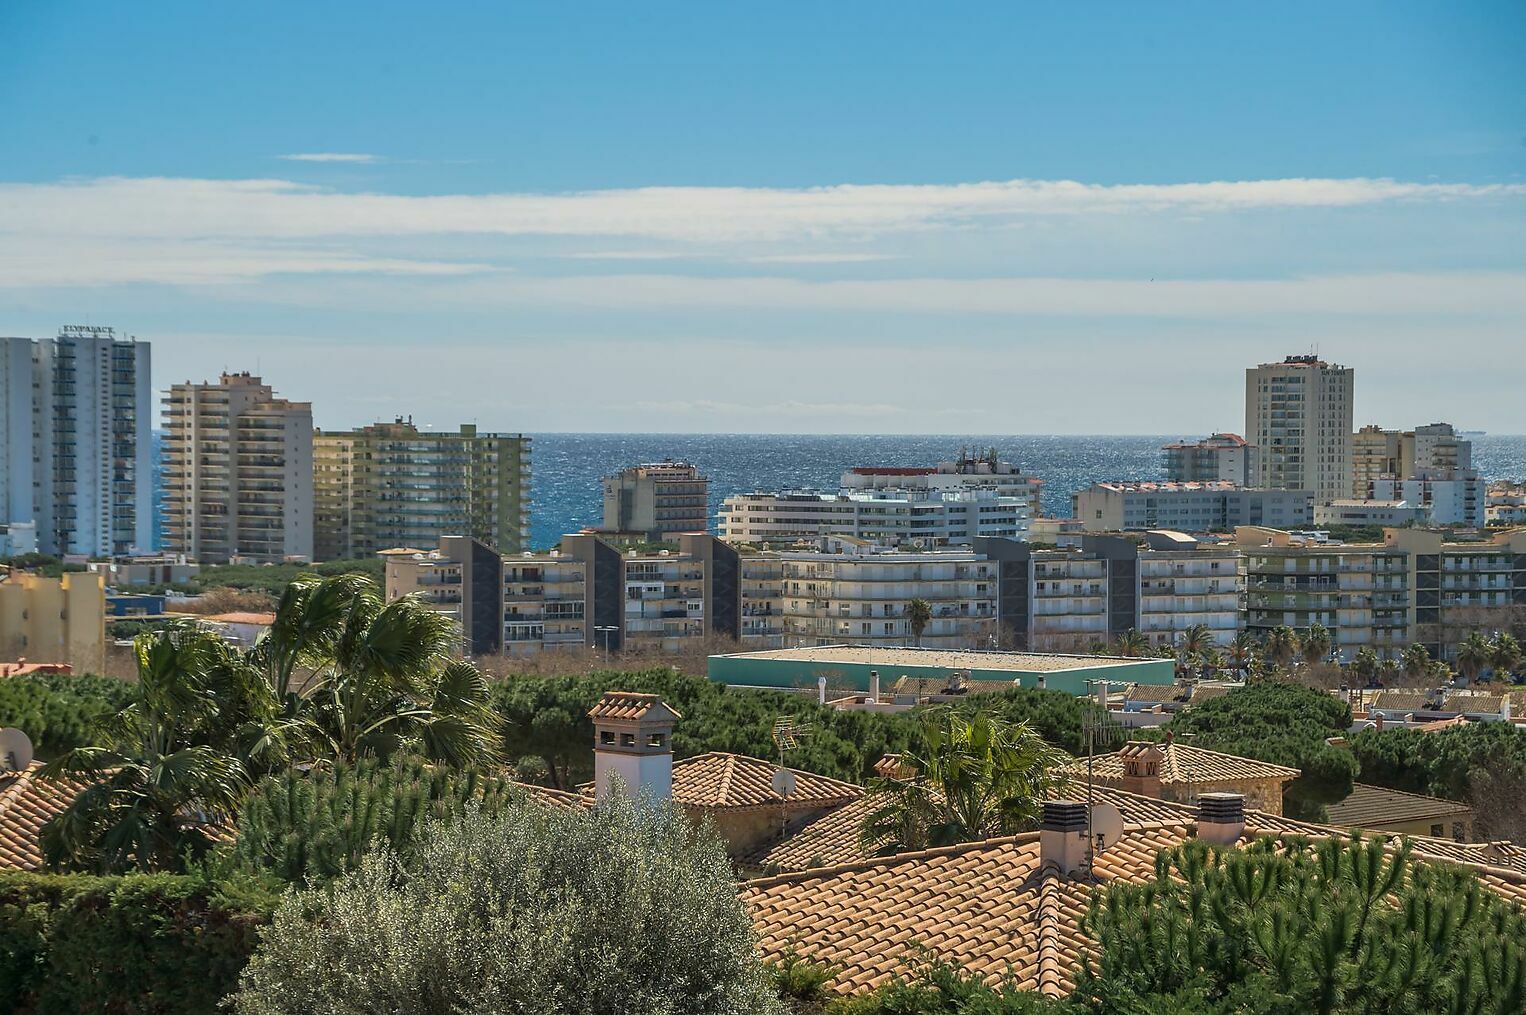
(588, 692, 681, 803)
(1035, 674, 1046, 690)
(1196, 792, 1245, 846)
(1040, 800, 1090, 874)
(817, 675, 827, 705)
(1119, 741, 1163, 798)
(869, 670, 881, 701)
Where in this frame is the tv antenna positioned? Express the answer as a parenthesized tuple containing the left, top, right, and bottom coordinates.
(1080, 680, 1128, 873)
(771, 716, 814, 838)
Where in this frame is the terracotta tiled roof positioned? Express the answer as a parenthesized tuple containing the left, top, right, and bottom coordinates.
(0, 662, 72, 678)
(1187, 684, 1232, 705)
(202, 612, 277, 626)
(1442, 692, 1505, 714)
(1414, 715, 1469, 733)
(668, 752, 863, 810)
(0, 764, 87, 871)
(743, 783, 1202, 875)
(1369, 690, 1431, 713)
(516, 781, 588, 810)
(744, 818, 1526, 998)
(586, 692, 682, 724)
(1123, 683, 1185, 704)
(1083, 743, 1300, 786)
(1326, 784, 1473, 830)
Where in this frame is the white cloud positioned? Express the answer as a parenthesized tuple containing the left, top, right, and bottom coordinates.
(276, 153, 383, 164)
(1, 175, 1519, 246)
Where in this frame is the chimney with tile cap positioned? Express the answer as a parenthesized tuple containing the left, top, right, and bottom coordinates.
(1196, 792, 1245, 846)
(589, 691, 681, 803)
(1040, 799, 1090, 874)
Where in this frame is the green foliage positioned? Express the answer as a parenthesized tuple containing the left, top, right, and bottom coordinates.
(495, 671, 1099, 790)
(1167, 681, 1356, 820)
(108, 617, 174, 640)
(859, 707, 1072, 854)
(1352, 721, 1526, 801)
(230, 797, 784, 1015)
(0, 673, 137, 758)
(0, 868, 277, 1014)
(0, 553, 88, 578)
(1077, 835, 1526, 1015)
(231, 755, 525, 883)
(820, 956, 1076, 1014)
(181, 557, 384, 596)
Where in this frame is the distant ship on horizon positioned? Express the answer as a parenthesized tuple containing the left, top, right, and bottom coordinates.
(1461, 430, 1487, 437)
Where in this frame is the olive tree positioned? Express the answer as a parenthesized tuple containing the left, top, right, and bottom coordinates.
(231, 794, 783, 1015)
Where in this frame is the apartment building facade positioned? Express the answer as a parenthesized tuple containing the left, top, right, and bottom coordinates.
(1162, 434, 1258, 486)
(0, 570, 107, 673)
(1351, 423, 1483, 526)
(162, 372, 313, 563)
(772, 537, 999, 649)
(1246, 355, 1354, 505)
(719, 488, 1029, 547)
(1072, 482, 1311, 533)
(1, 327, 153, 557)
(313, 419, 530, 560)
(600, 462, 709, 542)
(838, 452, 1044, 519)
(1387, 527, 1526, 661)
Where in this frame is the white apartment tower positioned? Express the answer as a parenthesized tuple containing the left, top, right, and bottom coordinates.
(163, 372, 313, 563)
(0, 327, 153, 557)
(1246, 355, 1353, 505)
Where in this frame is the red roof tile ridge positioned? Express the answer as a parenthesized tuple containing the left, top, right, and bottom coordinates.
(716, 754, 738, 808)
(1034, 867, 1069, 997)
(742, 831, 1047, 889)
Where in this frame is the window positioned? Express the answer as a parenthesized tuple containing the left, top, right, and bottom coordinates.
(600, 730, 615, 745)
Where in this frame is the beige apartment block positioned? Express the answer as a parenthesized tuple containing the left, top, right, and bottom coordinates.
(600, 462, 709, 542)
(1246, 355, 1353, 505)
(163, 372, 313, 563)
(0, 570, 106, 674)
(314, 418, 530, 560)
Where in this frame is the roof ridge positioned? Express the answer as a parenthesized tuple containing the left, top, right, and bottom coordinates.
(1347, 782, 1468, 804)
(742, 831, 1047, 888)
(1034, 867, 1068, 997)
(715, 754, 737, 807)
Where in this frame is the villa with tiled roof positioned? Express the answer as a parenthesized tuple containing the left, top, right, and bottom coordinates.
(0, 763, 88, 871)
(1078, 740, 1300, 814)
(1327, 783, 1474, 841)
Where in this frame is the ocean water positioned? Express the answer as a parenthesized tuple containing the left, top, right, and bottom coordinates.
(528, 433, 1526, 550)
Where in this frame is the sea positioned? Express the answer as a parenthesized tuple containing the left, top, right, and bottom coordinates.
(527, 433, 1526, 551)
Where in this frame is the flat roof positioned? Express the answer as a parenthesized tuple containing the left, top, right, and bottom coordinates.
(713, 644, 1163, 673)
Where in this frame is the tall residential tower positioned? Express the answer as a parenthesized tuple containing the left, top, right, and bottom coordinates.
(162, 372, 313, 563)
(1245, 355, 1353, 505)
(313, 419, 531, 559)
(0, 326, 152, 557)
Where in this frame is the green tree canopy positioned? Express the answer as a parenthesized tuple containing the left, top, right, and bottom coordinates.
(1166, 682, 1356, 820)
(1078, 835, 1526, 1015)
(230, 797, 784, 1015)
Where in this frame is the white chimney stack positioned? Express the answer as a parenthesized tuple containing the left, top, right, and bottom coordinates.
(1196, 792, 1245, 846)
(817, 675, 828, 705)
(869, 669, 881, 702)
(589, 692, 681, 803)
(1039, 800, 1090, 874)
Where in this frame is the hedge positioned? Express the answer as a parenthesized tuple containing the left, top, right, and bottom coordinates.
(0, 871, 277, 1014)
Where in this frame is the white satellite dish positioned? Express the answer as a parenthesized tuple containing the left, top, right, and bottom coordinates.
(1090, 803, 1124, 853)
(0, 728, 34, 774)
(771, 768, 798, 799)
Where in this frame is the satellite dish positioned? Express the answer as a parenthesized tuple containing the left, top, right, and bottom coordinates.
(1090, 803, 1124, 853)
(771, 768, 798, 799)
(0, 728, 34, 774)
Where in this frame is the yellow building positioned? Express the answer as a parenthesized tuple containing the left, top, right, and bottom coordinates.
(0, 570, 107, 674)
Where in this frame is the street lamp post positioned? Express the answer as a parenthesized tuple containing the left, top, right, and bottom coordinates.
(594, 625, 619, 664)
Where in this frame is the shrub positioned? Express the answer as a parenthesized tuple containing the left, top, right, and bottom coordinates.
(231, 796, 785, 1015)
(0, 673, 137, 758)
(0, 869, 276, 1014)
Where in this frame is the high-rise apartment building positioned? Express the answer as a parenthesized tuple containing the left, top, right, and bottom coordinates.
(718, 488, 1029, 547)
(0, 327, 152, 557)
(1162, 434, 1258, 486)
(1245, 355, 1353, 505)
(1350, 422, 1483, 526)
(162, 372, 313, 563)
(313, 419, 530, 560)
(1072, 481, 1311, 533)
(600, 462, 709, 542)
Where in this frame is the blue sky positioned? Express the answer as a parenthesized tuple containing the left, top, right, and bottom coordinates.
(2, 2, 1523, 433)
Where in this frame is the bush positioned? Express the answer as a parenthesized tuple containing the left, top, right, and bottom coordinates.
(0, 673, 137, 758)
(231, 797, 785, 1015)
(820, 956, 1075, 1014)
(231, 756, 527, 883)
(0, 870, 276, 1014)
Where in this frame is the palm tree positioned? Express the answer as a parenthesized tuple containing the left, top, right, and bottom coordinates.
(1456, 631, 1492, 684)
(859, 707, 1071, 854)
(1300, 623, 1332, 667)
(1113, 629, 1150, 658)
(1401, 642, 1432, 682)
(906, 598, 933, 648)
(1177, 624, 1214, 678)
(1490, 632, 1522, 684)
(1264, 626, 1298, 672)
(1350, 646, 1379, 687)
(251, 574, 502, 766)
(40, 627, 254, 873)
(1226, 631, 1258, 679)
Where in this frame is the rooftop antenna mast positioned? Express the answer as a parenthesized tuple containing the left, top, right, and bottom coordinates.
(771, 716, 813, 840)
(1081, 679, 1127, 873)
